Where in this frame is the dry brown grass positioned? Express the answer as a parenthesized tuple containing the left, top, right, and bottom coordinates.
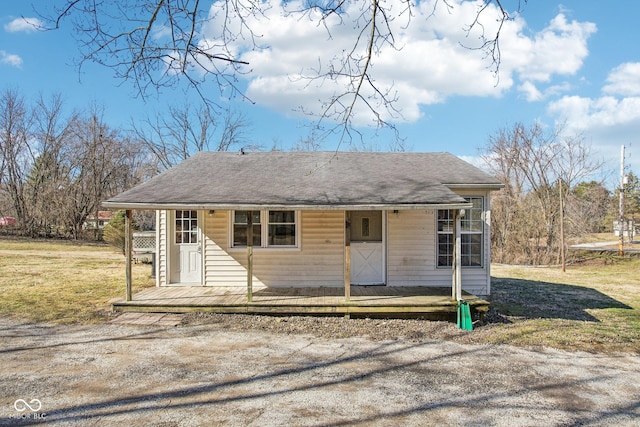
(0, 238, 154, 323)
(472, 257, 640, 354)
(1, 238, 638, 354)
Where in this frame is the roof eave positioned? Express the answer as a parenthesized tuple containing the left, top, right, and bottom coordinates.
(445, 183, 504, 190)
(102, 201, 473, 211)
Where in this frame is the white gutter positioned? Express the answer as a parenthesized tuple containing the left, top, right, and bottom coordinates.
(102, 201, 473, 211)
(445, 183, 504, 190)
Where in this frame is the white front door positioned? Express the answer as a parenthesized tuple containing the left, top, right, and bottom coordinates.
(171, 210, 202, 284)
(349, 211, 385, 285)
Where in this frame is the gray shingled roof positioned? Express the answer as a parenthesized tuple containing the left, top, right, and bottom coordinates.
(104, 151, 502, 210)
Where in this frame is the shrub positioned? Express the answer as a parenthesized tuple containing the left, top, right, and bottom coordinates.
(103, 210, 129, 255)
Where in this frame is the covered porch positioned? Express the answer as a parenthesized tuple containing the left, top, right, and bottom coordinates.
(112, 285, 489, 320)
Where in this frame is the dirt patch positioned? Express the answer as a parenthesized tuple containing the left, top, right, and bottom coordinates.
(181, 312, 474, 342)
(1, 317, 639, 426)
(110, 313, 183, 326)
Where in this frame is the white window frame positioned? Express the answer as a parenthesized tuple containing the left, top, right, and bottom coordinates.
(231, 210, 262, 248)
(436, 196, 484, 268)
(230, 210, 300, 250)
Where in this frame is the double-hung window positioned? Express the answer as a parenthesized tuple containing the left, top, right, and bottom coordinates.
(268, 211, 296, 246)
(437, 197, 484, 267)
(233, 211, 261, 247)
(232, 210, 298, 248)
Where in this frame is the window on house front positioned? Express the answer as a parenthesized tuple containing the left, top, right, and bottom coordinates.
(233, 211, 262, 246)
(437, 197, 483, 267)
(232, 210, 298, 248)
(268, 211, 296, 246)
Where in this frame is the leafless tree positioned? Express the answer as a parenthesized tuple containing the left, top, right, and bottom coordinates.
(44, 0, 527, 145)
(26, 94, 77, 236)
(131, 102, 250, 170)
(0, 89, 148, 239)
(483, 122, 604, 265)
(65, 107, 145, 238)
(566, 181, 610, 235)
(0, 90, 33, 234)
(290, 132, 324, 152)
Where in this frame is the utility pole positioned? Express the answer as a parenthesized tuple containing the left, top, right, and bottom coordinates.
(559, 179, 566, 272)
(619, 145, 625, 256)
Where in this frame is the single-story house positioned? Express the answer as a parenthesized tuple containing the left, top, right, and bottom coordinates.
(104, 151, 503, 304)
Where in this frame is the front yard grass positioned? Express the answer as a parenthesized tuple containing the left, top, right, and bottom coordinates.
(0, 238, 154, 324)
(1, 238, 638, 354)
(483, 257, 640, 354)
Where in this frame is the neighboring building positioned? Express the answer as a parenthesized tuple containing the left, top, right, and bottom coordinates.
(104, 151, 503, 297)
(84, 211, 114, 230)
(0, 217, 17, 227)
(613, 220, 637, 239)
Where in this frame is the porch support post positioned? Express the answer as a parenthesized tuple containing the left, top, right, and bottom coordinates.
(247, 212, 253, 303)
(344, 212, 351, 301)
(125, 209, 133, 302)
(452, 209, 463, 301)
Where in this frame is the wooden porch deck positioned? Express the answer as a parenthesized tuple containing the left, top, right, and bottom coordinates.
(112, 286, 490, 319)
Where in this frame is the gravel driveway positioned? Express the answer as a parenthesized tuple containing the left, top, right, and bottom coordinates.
(1, 316, 639, 426)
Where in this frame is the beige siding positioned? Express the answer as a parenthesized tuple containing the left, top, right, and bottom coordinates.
(387, 210, 434, 285)
(158, 194, 493, 295)
(202, 211, 265, 288)
(459, 189, 492, 296)
(256, 211, 344, 287)
(455, 189, 491, 296)
(386, 190, 492, 296)
(201, 210, 344, 288)
(156, 210, 168, 287)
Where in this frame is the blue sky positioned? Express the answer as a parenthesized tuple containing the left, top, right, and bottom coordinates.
(2, 1, 639, 188)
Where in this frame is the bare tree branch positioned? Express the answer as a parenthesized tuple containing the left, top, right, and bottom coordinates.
(44, 0, 525, 147)
(483, 121, 606, 265)
(131, 101, 250, 170)
(462, 0, 526, 79)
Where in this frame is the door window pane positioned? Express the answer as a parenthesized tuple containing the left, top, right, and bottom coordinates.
(175, 210, 198, 244)
(361, 218, 370, 237)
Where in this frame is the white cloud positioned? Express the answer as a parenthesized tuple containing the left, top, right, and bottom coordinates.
(548, 64, 640, 145)
(458, 155, 489, 171)
(603, 62, 640, 96)
(0, 50, 23, 68)
(503, 14, 596, 83)
(519, 80, 572, 102)
(547, 92, 640, 178)
(519, 81, 543, 102)
(4, 17, 43, 33)
(549, 95, 640, 131)
(198, 0, 596, 125)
